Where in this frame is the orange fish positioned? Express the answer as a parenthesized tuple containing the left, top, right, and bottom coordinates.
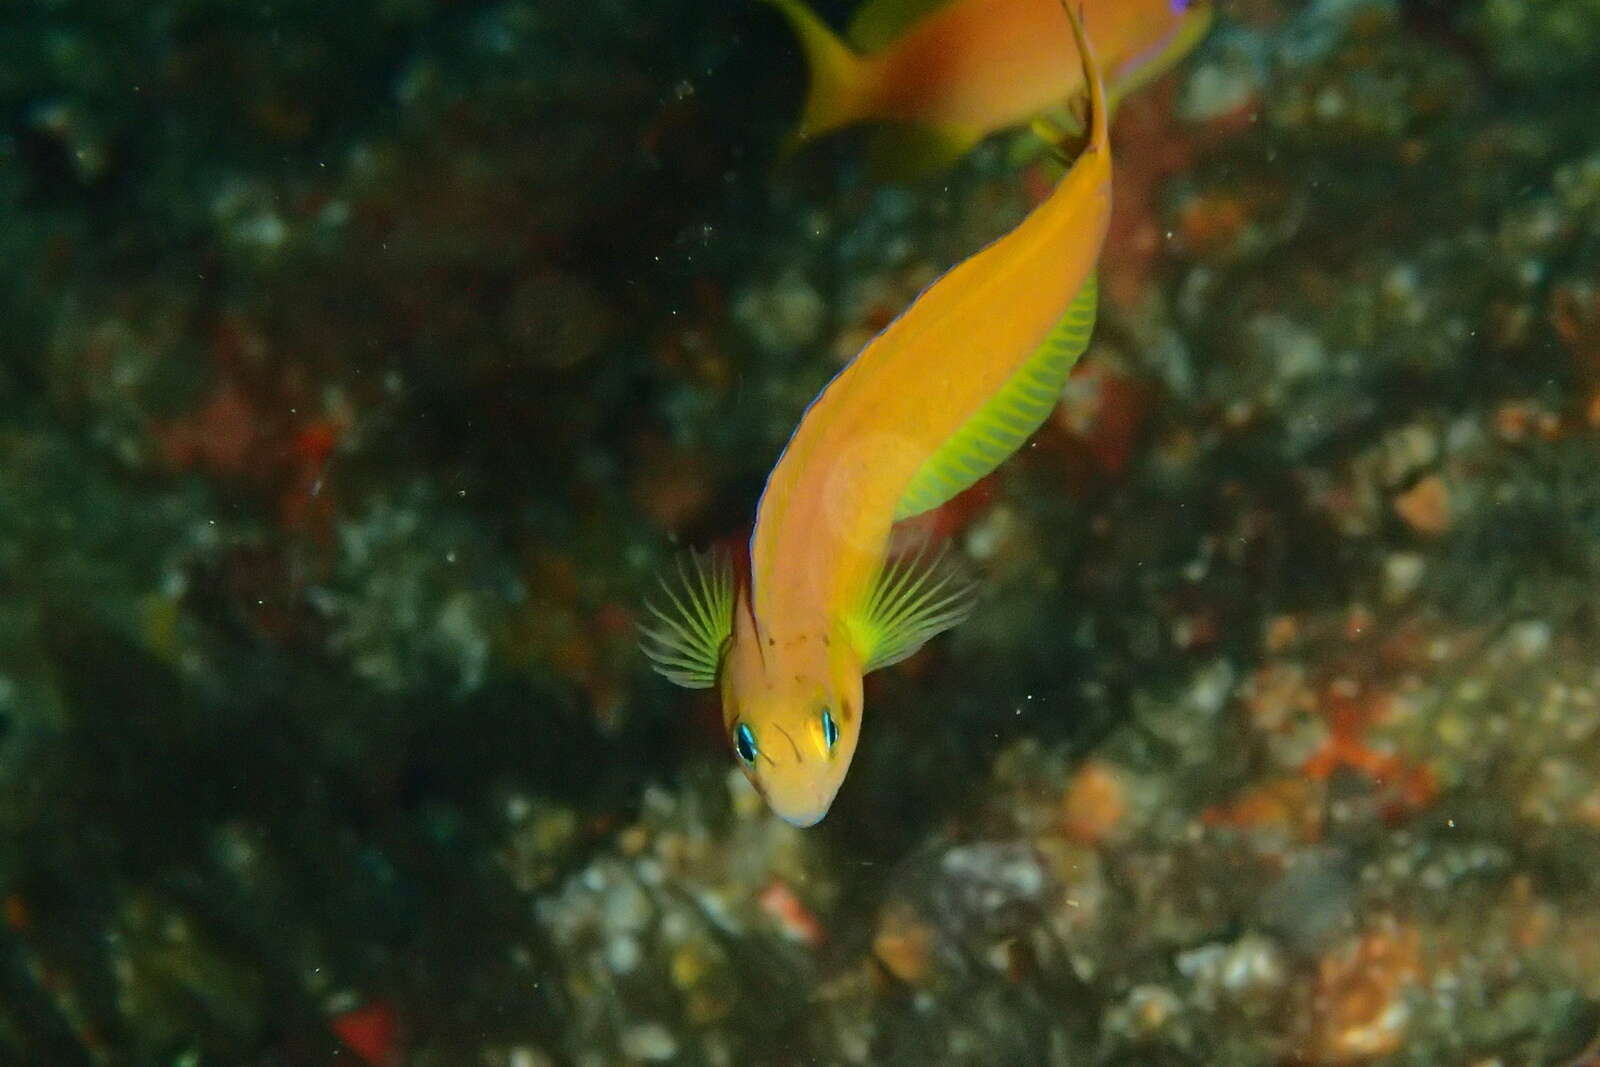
(765, 0, 1209, 175)
(644, 4, 1112, 825)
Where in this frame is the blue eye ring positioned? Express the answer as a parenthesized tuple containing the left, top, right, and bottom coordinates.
(820, 707, 839, 752)
(733, 722, 758, 765)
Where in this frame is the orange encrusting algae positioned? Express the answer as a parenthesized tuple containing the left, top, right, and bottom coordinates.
(765, 0, 1210, 169)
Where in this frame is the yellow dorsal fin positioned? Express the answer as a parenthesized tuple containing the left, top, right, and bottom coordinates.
(893, 274, 1098, 521)
(846, 0, 958, 52)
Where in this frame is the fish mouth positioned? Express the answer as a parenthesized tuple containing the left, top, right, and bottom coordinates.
(776, 806, 828, 828)
(768, 790, 835, 828)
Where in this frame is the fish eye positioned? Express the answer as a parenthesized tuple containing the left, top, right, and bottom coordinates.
(820, 707, 839, 753)
(733, 721, 758, 765)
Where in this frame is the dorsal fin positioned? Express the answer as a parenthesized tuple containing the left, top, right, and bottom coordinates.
(894, 274, 1098, 521)
(845, 0, 957, 52)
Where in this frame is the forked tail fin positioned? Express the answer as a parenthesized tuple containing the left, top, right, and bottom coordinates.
(762, 0, 873, 154)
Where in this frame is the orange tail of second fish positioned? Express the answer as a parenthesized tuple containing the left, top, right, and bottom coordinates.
(761, 0, 876, 151)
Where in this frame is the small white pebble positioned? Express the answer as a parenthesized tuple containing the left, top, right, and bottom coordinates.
(1508, 619, 1551, 661)
(606, 935, 641, 974)
(621, 1021, 679, 1061)
(1383, 552, 1426, 603)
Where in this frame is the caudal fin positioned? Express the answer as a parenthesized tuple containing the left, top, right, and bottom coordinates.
(762, 0, 872, 153)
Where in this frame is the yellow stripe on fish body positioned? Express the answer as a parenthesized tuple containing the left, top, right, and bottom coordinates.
(643, 3, 1113, 828)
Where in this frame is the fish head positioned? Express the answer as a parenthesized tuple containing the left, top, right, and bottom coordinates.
(720, 600, 864, 827)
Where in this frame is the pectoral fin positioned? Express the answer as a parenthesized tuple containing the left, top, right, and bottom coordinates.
(639, 547, 735, 688)
(849, 542, 978, 673)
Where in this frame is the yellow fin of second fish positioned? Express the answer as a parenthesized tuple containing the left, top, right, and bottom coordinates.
(866, 121, 985, 183)
(764, 0, 873, 151)
(846, 0, 958, 52)
(1105, 1, 1214, 112)
(1006, 4, 1213, 172)
(893, 273, 1099, 521)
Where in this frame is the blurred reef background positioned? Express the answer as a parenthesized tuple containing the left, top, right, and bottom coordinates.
(5, 0, 1600, 1063)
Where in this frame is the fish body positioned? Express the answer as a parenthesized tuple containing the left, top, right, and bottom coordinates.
(766, 0, 1210, 171)
(644, 5, 1113, 825)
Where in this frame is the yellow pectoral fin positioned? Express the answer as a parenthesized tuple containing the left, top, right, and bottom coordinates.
(849, 543, 978, 673)
(639, 547, 736, 688)
(866, 121, 986, 183)
(893, 273, 1099, 522)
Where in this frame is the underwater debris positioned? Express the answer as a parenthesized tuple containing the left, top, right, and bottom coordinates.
(1392, 473, 1452, 536)
(1470, 0, 1600, 82)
